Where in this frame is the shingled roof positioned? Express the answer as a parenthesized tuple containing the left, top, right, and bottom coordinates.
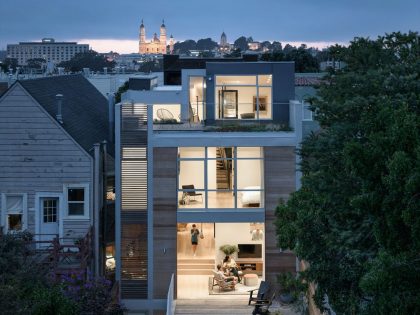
(18, 74, 113, 157)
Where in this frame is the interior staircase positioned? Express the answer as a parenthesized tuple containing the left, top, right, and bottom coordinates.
(177, 258, 215, 275)
(216, 148, 230, 190)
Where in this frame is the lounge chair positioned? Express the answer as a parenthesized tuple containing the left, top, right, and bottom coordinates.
(212, 270, 236, 292)
(181, 185, 203, 203)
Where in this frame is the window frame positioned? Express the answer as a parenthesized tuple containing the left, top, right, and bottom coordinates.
(63, 183, 90, 219)
(1, 193, 28, 233)
(177, 147, 264, 210)
(214, 74, 273, 121)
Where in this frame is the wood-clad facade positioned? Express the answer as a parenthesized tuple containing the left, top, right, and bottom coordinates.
(0, 84, 92, 238)
(264, 146, 297, 284)
(153, 147, 177, 299)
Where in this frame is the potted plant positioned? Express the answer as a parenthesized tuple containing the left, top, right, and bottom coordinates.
(219, 244, 238, 256)
(277, 272, 307, 305)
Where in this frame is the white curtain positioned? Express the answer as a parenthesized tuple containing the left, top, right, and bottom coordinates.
(6, 196, 23, 213)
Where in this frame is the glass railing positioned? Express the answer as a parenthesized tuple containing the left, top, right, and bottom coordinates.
(177, 188, 264, 210)
(150, 102, 292, 132)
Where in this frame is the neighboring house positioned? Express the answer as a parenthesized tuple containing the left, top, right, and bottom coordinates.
(295, 73, 323, 137)
(114, 55, 305, 313)
(0, 74, 114, 274)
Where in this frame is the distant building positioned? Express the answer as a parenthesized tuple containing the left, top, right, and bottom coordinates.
(6, 38, 89, 66)
(0, 50, 6, 62)
(139, 20, 173, 55)
(248, 42, 261, 51)
(219, 32, 231, 54)
(320, 60, 346, 71)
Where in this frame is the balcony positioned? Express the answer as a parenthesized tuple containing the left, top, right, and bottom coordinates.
(150, 103, 293, 132)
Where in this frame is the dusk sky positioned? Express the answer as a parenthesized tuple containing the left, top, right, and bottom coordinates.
(1, 0, 419, 53)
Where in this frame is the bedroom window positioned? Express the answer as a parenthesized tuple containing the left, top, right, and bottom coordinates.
(177, 147, 264, 210)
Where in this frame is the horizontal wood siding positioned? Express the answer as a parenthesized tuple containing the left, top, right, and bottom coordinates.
(264, 146, 297, 284)
(0, 84, 92, 236)
(63, 220, 91, 239)
(153, 147, 177, 299)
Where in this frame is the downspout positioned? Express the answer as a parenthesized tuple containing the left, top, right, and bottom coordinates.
(101, 140, 108, 277)
(93, 143, 101, 276)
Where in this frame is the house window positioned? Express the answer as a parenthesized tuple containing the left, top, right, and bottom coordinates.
(67, 187, 86, 216)
(302, 102, 313, 121)
(177, 147, 264, 210)
(215, 75, 272, 120)
(4, 195, 25, 231)
(43, 199, 58, 223)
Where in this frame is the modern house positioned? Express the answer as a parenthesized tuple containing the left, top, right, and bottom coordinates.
(0, 74, 114, 275)
(114, 55, 307, 313)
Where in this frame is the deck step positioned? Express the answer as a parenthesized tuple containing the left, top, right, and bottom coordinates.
(177, 269, 214, 275)
(178, 258, 214, 264)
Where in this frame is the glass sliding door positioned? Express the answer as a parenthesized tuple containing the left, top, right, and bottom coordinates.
(219, 90, 238, 119)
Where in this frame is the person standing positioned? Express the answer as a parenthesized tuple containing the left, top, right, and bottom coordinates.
(191, 224, 200, 256)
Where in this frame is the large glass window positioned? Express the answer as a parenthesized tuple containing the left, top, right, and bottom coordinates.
(177, 147, 264, 209)
(189, 76, 206, 122)
(215, 75, 272, 120)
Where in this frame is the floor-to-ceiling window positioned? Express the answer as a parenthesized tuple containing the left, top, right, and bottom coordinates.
(178, 147, 264, 209)
(189, 76, 206, 122)
(215, 75, 272, 120)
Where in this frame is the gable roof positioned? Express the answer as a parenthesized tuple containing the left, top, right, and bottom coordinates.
(18, 74, 113, 157)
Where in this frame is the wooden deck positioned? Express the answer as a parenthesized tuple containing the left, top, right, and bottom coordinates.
(175, 298, 299, 315)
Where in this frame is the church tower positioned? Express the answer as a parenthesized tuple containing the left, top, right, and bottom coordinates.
(159, 20, 167, 53)
(220, 31, 227, 47)
(139, 19, 146, 54)
(169, 35, 174, 54)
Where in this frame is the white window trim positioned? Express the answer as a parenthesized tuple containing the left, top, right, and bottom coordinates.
(63, 184, 90, 220)
(302, 101, 313, 121)
(34, 192, 64, 239)
(1, 193, 28, 233)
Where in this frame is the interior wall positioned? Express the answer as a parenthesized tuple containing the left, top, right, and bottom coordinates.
(153, 104, 181, 121)
(214, 222, 264, 265)
(179, 160, 204, 189)
(215, 86, 272, 119)
(237, 159, 262, 189)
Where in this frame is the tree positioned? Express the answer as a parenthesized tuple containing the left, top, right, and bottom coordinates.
(284, 46, 319, 72)
(272, 41, 283, 52)
(275, 32, 420, 314)
(234, 36, 249, 51)
(0, 58, 18, 72)
(173, 40, 197, 54)
(27, 58, 46, 70)
(138, 60, 162, 73)
(196, 38, 218, 51)
(58, 50, 115, 72)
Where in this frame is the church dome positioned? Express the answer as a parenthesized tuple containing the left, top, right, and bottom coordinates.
(140, 19, 145, 28)
(161, 19, 166, 28)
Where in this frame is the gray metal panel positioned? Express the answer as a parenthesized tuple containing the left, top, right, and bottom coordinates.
(205, 62, 295, 124)
(119, 102, 149, 299)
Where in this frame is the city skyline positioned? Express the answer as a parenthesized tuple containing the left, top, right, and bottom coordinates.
(1, 0, 419, 53)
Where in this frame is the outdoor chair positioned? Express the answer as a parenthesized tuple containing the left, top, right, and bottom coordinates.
(156, 108, 174, 120)
(252, 292, 276, 315)
(181, 185, 203, 203)
(248, 280, 269, 305)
